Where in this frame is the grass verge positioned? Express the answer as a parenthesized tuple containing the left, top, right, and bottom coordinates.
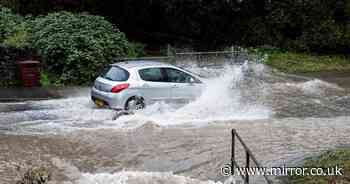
(265, 52, 350, 73)
(288, 149, 350, 184)
(40, 71, 63, 87)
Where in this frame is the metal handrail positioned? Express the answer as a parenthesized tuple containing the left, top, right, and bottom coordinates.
(176, 50, 241, 55)
(231, 129, 273, 184)
(113, 48, 249, 68)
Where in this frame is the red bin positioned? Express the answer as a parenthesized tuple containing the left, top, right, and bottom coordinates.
(18, 61, 41, 87)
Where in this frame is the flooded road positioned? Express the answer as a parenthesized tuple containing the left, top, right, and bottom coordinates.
(1, 63, 350, 184)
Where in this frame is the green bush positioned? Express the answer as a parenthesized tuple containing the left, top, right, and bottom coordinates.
(29, 12, 131, 85)
(0, 5, 23, 43)
(3, 21, 31, 48)
(285, 40, 310, 53)
(127, 42, 146, 57)
(300, 19, 344, 53)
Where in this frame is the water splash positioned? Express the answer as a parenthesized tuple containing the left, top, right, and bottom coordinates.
(1, 62, 349, 133)
(77, 171, 226, 184)
(114, 63, 272, 128)
(51, 158, 235, 184)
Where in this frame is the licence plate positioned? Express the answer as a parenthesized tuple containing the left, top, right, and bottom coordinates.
(95, 99, 104, 107)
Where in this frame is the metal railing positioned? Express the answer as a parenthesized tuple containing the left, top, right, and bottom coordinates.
(114, 56, 173, 62)
(115, 46, 250, 67)
(231, 129, 273, 184)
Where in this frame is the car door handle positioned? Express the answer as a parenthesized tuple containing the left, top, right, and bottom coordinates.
(142, 84, 150, 88)
(172, 85, 179, 88)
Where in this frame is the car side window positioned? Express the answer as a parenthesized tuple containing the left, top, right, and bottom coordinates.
(164, 68, 195, 83)
(139, 68, 164, 82)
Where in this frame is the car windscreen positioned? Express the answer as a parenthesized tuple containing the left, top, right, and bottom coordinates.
(100, 66, 129, 81)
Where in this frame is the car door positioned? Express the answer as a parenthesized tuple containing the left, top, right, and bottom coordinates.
(138, 67, 172, 103)
(163, 67, 203, 102)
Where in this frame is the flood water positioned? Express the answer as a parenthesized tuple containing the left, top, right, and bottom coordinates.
(1, 62, 350, 184)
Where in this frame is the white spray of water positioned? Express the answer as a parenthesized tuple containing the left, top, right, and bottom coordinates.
(1, 63, 273, 133)
(77, 171, 227, 184)
(296, 79, 342, 95)
(273, 79, 343, 97)
(51, 158, 239, 184)
(114, 63, 272, 128)
(10, 62, 347, 132)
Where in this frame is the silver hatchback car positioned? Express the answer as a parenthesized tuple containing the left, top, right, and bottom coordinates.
(91, 60, 205, 110)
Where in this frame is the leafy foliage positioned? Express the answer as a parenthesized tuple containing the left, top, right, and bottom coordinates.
(267, 0, 350, 54)
(2, 1, 350, 86)
(4, 0, 350, 54)
(29, 12, 131, 84)
(127, 42, 146, 57)
(0, 5, 23, 43)
(2, 21, 30, 48)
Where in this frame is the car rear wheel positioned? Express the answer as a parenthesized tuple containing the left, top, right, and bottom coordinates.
(125, 97, 145, 111)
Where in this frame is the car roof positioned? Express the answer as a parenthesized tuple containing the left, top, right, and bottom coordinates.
(111, 60, 174, 69)
(110, 60, 204, 79)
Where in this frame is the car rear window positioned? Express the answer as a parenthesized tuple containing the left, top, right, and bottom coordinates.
(100, 66, 129, 81)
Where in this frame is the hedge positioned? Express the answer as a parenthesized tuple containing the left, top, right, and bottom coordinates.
(29, 12, 131, 85)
